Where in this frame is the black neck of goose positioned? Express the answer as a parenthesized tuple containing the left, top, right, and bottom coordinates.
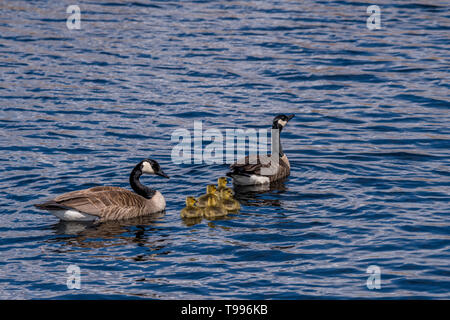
(272, 123, 284, 157)
(129, 165, 156, 199)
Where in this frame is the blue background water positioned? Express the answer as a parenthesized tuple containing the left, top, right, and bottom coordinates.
(0, 0, 449, 299)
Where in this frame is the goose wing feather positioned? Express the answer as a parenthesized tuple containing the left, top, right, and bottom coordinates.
(52, 186, 124, 202)
(228, 155, 290, 182)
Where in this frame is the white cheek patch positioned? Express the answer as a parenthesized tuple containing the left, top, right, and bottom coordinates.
(51, 210, 98, 221)
(142, 161, 155, 174)
(277, 119, 287, 127)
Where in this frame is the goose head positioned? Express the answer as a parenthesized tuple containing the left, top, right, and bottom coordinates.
(140, 159, 170, 178)
(272, 114, 295, 131)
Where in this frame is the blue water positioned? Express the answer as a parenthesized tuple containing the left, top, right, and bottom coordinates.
(0, 0, 449, 299)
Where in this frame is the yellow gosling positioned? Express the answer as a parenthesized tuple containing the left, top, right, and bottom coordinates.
(219, 189, 240, 212)
(217, 177, 234, 198)
(203, 196, 227, 219)
(180, 197, 202, 219)
(197, 184, 219, 208)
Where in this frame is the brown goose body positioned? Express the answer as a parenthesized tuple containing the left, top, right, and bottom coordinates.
(228, 154, 290, 185)
(35, 159, 169, 222)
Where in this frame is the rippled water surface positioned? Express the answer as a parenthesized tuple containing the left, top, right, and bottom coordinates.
(1, 0, 449, 299)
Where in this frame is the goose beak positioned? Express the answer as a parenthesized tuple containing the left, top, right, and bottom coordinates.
(287, 114, 295, 121)
(156, 170, 170, 179)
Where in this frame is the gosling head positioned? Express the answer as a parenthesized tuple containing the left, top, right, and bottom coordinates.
(185, 196, 196, 207)
(140, 159, 169, 178)
(272, 114, 295, 131)
(206, 184, 217, 194)
(220, 189, 233, 200)
(218, 177, 228, 188)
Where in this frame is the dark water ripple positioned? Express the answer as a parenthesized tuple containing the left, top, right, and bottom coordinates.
(0, 0, 449, 299)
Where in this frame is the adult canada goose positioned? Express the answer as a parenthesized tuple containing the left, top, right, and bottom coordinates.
(227, 114, 294, 185)
(35, 159, 169, 222)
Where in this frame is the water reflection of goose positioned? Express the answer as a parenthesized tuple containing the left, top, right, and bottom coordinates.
(232, 179, 287, 207)
(50, 212, 166, 248)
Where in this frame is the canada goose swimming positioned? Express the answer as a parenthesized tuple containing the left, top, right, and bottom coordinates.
(203, 196, 227, 219)
(219, 189, 240, 212)
(227, 114, 294, 185)
(35, 159, 169, 222)
(216, 177, 234, 198)
(196, 184, 219, 208)
(180, 196, 202, 219)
